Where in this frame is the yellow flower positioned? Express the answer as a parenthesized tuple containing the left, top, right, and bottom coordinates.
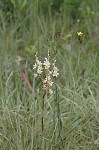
(77, 32, 83, 36)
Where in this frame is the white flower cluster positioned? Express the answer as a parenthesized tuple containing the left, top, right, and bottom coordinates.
(43, 57, 50, 70)
(53, 65, 59, 77)
(33, 51, 59, 96)
(33, 53, 43, 75)
(43, 75, 53, 95)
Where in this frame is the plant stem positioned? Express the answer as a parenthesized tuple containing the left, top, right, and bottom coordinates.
(42, 96, 44, 133)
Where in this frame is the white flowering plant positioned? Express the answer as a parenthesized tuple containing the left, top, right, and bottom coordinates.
(33, 50, 59, 98)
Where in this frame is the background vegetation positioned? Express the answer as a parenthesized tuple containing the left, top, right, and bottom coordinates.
(0, 0, 99, 149)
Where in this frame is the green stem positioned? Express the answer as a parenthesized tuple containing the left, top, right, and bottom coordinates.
(55, 84, 64, 149)
(42, 96, 44, 133)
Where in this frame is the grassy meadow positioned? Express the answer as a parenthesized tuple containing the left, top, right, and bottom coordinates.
(0, 0, 99, 149)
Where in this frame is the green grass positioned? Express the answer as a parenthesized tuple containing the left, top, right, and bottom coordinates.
(0, 0, 99, 149)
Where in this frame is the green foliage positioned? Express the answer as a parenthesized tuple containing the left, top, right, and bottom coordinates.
(0, 0, 99, 149)
(10, 0, 27, 9)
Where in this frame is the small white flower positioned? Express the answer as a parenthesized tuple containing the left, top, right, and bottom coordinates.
(49, 88, 53, 94)
(46, 75, 53, 87)
(53, 66, 59, 77)
(49, 71, 52, 74)
(34, 73, 37, 77)
(37, 66, 43, 75)
(49, 81, 53, 87)
(43, 58, 50, 70)
(37, 60, 42, 67)
(33, 63, 37, 69)
(47, 75, 51, 81)
(53, 71, 59, 77)
(37, 69, 42, 75)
